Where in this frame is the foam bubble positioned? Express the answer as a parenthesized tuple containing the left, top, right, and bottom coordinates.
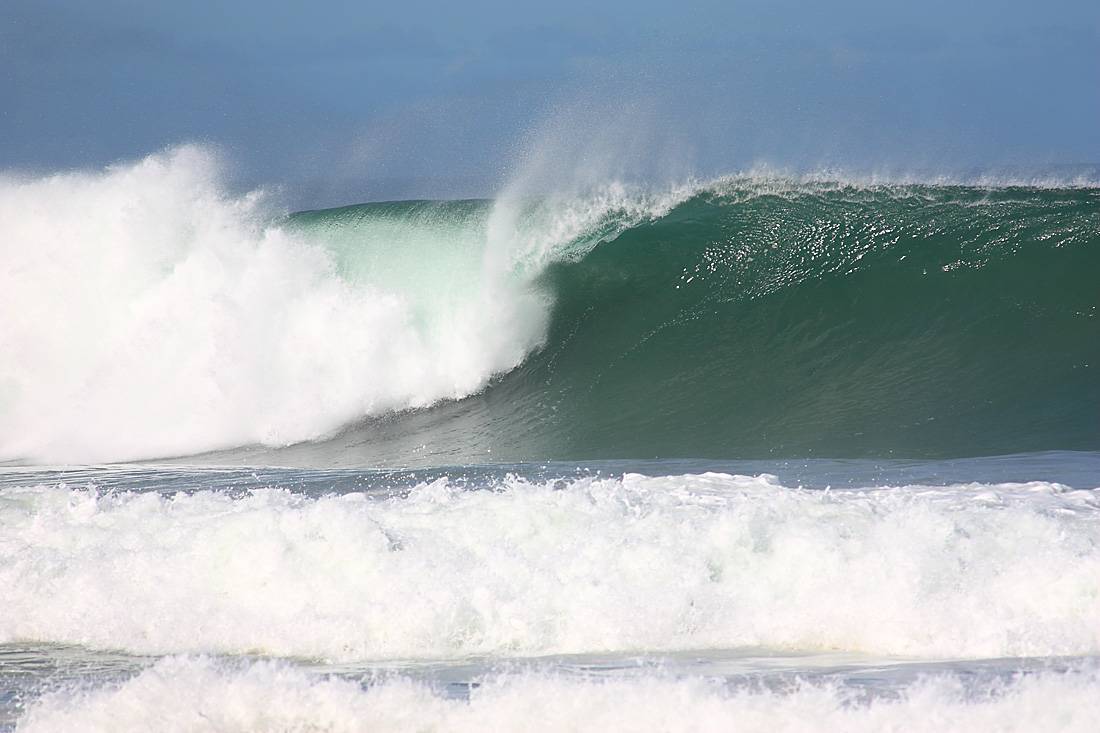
(2, 473, 1098, 660)
(17, 656, 1100, 733)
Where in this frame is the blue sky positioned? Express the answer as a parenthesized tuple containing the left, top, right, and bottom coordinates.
(2, 0, 1097, 203)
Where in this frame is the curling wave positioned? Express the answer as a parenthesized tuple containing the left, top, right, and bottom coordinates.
(2, 148, 1097, 464)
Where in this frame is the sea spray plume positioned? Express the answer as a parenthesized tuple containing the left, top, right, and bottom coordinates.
(484, 93, 702, 280)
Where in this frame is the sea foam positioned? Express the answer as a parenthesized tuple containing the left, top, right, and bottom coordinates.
(16, 655, 1100, 733)
(2, 473, 1098, 661)
(0, 148, 543, 462)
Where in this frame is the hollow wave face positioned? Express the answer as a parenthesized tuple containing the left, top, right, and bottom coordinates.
(250, 178, 1099, 467)
(512, 180, 1100, 459)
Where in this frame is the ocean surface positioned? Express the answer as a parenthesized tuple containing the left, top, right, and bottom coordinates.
(1, 147, 1098, 730)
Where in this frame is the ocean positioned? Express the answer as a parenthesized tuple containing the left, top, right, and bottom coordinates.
(1, 146, 1098, 730)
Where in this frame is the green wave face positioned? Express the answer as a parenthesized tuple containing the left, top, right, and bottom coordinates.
(281, 182, 1100, 465)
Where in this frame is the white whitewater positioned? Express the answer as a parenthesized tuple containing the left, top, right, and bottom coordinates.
(2, 472, 1098, 661)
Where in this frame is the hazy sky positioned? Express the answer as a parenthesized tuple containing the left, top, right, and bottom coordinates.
(2, 0, 1097, 202)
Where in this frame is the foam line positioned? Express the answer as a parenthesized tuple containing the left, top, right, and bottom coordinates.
(17, 656, 1100, 733)
(2, 473, 1098, 660)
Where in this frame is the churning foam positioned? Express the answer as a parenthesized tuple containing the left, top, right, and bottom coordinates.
(2, 473, 1098, 661)
(16, 656, 1100, 733)
(0, 147, 694, 463)
(0, 147, 537, 462)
